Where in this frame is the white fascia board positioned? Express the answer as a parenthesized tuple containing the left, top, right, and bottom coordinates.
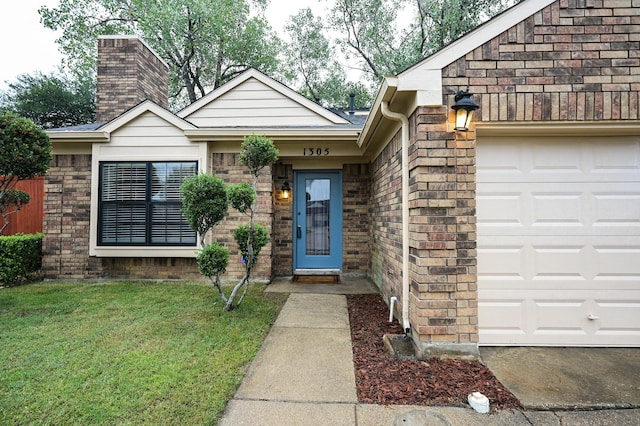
(185, 127, 361, 142)
(47, 131, 110, 143)
(357, 77, 397, 148)
(397, 69, 444, 106)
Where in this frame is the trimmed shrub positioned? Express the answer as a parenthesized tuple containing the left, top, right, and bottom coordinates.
(0, 233, 43, 285)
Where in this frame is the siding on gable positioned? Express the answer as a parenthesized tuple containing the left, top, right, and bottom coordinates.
(442, 0, 640, 123)
(108, 112, 192, 145)
(185, 79, 337, 127)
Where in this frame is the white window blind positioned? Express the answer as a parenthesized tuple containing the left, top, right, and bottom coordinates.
(98, 161, 197, 246)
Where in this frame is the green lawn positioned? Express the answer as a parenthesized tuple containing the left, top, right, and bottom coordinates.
(0, 281, 287, 425)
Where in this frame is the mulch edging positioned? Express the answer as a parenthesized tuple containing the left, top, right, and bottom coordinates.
(346, 294, 522, 410)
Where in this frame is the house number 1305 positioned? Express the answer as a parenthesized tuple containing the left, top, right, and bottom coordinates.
(303, 148, 330, 156)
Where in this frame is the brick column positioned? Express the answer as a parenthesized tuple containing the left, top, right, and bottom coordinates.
(42, 154, 100, 279)
(408, 106, 479, 359)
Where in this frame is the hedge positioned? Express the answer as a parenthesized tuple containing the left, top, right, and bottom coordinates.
(0, 233, 43, 285)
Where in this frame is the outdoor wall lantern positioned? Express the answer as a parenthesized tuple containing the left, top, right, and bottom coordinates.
(281, 181, 291, 199)
(451, 90, 479, 131)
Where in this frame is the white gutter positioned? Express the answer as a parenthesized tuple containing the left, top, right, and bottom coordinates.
(380, 101, 410, 333)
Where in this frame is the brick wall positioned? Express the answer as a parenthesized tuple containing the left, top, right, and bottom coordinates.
(96, 37, 169, 123)
(442, 0, 640, 122)
(42, 155, 99, 279)
(370, 0, 640, 357)
(342, 164, 371, 275)
(210, 153, 273, 281)
(43, 155, 203, 280)
(272, 163, 293, 276)
(370, 132, 404, 299)
(408, 107, 478, 355)
(370, 108, 478, 355)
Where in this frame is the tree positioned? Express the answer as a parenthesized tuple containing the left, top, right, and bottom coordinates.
(39, 0, 281, 108)
(412, 0, 517, 55)
(281, 8, 372, 109)
(0, 113, 52, 234)
(181, 135, 278, 311)
(327, 0, 516, 84)
(0, 71, 95, 129)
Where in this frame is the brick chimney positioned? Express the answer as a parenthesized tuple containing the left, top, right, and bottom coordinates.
(96, 35, 169, 123)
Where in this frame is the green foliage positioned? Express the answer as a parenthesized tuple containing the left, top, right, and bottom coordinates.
(0, 190, 30, 211)
(197, 242, 231, 278)
(413, 0, 516, 54)
(228, 183, 256, 214)
(0, 113, 52, 233)
(326, 0, 516, 85)
(233, 224, 269, 266)
(239, 135, 279, 175)
(0, 71, 95, 129)
(282, 8, 374, 108)
(0, 113, 52, 180)
(0, 233, 43, 285)
(0, 281, 287, 423)
(181, 174, 228, 244)
(39, 0, 281, 107)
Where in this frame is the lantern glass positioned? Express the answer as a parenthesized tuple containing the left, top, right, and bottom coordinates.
(281, 181, 290, 199)
(455, 108, 474, 131)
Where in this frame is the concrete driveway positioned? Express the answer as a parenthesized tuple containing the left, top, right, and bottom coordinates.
(480, 347, 640, 410)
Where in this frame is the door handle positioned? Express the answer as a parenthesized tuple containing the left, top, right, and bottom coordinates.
(297, 226, 302, 239)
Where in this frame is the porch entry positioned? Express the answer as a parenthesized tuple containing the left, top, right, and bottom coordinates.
(294, 171, 343, 271)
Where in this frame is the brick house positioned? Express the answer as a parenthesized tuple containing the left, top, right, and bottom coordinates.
(46, 0, 640, 356)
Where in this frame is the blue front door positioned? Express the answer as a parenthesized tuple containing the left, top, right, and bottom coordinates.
(294, 171, 342, 270)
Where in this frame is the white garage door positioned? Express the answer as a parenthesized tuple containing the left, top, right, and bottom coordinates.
(477, 135, 640, 346)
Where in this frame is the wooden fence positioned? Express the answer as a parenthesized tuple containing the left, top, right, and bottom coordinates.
(1, 177, 44, 236)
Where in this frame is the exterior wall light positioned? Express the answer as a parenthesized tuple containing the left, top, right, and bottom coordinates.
(451, 90, 479, 131)
(281, 181, 290, 199)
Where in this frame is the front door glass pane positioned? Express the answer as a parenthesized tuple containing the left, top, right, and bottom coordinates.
(305, 179, 330, 256)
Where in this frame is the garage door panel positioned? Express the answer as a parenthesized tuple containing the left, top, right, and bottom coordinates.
(594, 245, 640, 280)
(593, 191, 640, 228)
(479, 184, 639, 236)
(478, 137, 640, 183)
(478, 136, 640, 346)
(480, 236, 639, 283)
(479, 290, 640, 346)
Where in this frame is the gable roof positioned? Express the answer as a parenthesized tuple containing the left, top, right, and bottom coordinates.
(358, 0, 556, 151)
(99, 100, 197, 133)
(177, 68, 350, 126)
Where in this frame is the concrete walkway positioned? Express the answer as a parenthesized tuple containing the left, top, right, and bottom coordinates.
(219, 284, 640, 425)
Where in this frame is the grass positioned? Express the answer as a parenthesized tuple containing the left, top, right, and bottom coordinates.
(0, 281, 287, 425)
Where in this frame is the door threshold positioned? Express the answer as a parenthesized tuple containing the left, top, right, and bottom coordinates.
(292, 269, 341, 284)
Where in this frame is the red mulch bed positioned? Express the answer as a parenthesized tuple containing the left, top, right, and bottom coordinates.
(346, 294, 522, 410)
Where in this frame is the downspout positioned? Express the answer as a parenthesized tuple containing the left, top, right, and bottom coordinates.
(380, 101, 410, 333)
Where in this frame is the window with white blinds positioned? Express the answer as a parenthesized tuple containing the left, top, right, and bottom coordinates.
(98, 162, 197, 246)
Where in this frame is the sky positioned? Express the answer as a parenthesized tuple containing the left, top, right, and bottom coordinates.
(0, 0, 331, 90)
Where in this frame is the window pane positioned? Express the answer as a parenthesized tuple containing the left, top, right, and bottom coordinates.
(101, 163, 146, 201)
(100, 203, 147, 244)
(151, 162, 198, 201)
(151, 203, 196, 244)
(99, 161, 197, 246)
(305, 179, 330, 256)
